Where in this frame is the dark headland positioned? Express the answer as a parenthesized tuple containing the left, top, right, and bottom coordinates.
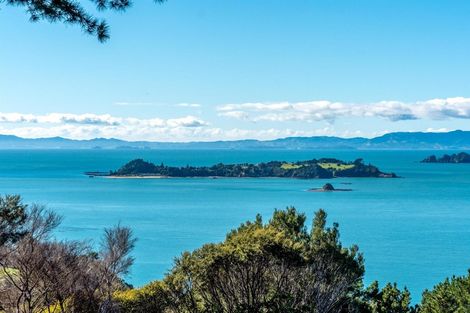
(89, 158, 398, 179)
(421, 152, 470, 163)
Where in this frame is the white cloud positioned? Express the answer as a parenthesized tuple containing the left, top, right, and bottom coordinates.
(166, 116, 208, 127)
(0, 112, 214, 141)
(0, 111, 352, 141)
(113, 102, 155, 107)
(218, 102, 292, 112)
(1, 97, 469, 141)
(425, 127, 450, 133)
(176, 103, 201, 108)
(218, 110, 250, 120)
(217, 97, 470, 123)
(0, 113, 208, 128)
(0, 113, 121, 125)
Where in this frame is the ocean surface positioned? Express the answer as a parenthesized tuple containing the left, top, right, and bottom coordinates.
(1, 149, 470, 302)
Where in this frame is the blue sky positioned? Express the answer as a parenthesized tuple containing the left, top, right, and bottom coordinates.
(1, 0, 470, 141)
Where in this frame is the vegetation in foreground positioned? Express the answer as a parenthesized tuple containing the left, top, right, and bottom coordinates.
(0, 194, 468, 312)
(0, 195, 136, 313)
(104, 157, 397, 179)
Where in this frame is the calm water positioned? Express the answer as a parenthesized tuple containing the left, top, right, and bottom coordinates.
(0, 149, 470, 302)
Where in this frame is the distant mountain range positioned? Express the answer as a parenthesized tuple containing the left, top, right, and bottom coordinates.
(1, 130, 470, 150)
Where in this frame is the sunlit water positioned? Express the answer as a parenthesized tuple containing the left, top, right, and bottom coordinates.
(1, 149, 469, 302)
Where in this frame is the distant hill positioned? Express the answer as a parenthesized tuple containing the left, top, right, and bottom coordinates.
(1, 130, 470, 150)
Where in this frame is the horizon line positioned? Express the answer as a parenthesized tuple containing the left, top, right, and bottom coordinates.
(0, 129, 466, 144)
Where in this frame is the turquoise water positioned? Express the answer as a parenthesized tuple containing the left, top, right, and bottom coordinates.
(1, 149, 470, 302)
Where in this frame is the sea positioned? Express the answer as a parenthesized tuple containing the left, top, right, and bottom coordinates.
(0, 149, 469, 302)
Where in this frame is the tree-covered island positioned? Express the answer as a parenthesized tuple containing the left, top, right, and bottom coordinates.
(421, 152, 470, 163)
(99, 157, 397, 179)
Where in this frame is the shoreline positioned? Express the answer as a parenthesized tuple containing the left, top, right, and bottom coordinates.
(98, 175, 392, 180)
(105, 175, 169, 179)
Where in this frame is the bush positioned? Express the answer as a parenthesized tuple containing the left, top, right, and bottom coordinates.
(420, 271, 470, 313)
(115, 281, 169, 313)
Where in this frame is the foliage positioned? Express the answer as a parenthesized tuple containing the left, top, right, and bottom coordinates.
(0, 194, 27, 246)
(115, 207, 422, 313)
(160, 207, 364, 313)
(0, 196, 136, 313)
(1, 0, 167, 42)
(100, 224, 138, 304)
(5, 194, 470, 313)
(356, 281, 416, 313)
(420, 271, 470, 313)
(114, 281, 169, 313)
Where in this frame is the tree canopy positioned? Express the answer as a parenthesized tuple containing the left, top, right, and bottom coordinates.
(0, 195, 136, 313)
(420, 271, 470, 313)
(3, 195, 470, 313)
(115, 207, 418, 313)
(2, 0, 167, 42)
(0, 195, 27, 246)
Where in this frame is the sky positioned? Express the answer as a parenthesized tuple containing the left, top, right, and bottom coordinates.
(1, 0, 470, 142)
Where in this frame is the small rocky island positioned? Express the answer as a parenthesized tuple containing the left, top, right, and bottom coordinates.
(90, 157, 397, 179)
(309, 183, 353, 192)
(421, 152, 470, 163)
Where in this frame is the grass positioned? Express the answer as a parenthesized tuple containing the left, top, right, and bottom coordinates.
(281, 163, 304, 170)
(318, 163, 355, 171)
(0, 267, 18, 279)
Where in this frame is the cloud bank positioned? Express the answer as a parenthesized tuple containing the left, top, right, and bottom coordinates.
(1, 97, 469, 141)
(217, 97, 470, 123)
(0, 113, 214, 141)
(0, 113, 208, 128)
(0, 111, 353, 141)
(0, 124, 335, 142)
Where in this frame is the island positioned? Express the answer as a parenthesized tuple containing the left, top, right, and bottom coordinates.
(309, 183, 353, 192)
(88, 157, 398, 179)
(421, 152, 470, 163)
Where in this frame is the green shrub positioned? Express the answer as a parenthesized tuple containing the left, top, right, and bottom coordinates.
(420, 271, 470, 313)
(114, 281, 169, 313)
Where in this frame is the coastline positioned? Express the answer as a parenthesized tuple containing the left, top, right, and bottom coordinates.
(100, 175, 393, 180)
(105, 175, 169, 179)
